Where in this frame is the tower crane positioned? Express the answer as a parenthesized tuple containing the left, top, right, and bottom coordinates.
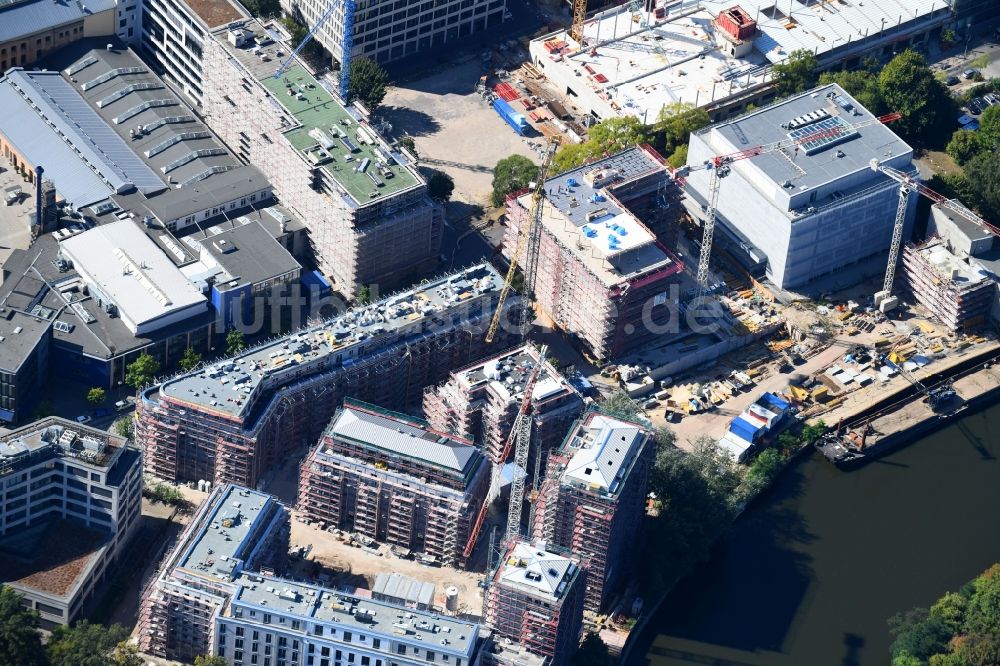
(676, 112, 902, 304)
(484, 137, 560, 343)
(275, 0, 355, 100)
(463, 345, 549, 558)
(868, 160, 1000, 311)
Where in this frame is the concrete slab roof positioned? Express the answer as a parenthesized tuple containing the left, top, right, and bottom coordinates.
(155, 264, 504, 419)
(561, 412, 648, 496)
(455, 345, 579, 406)
(182, 217, 300, 290)
(0, 309, 49, 373)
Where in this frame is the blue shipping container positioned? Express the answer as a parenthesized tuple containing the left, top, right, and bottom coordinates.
(493, 98, 529, 135)
(758, 391, 790, 413)
(729, 416, 763, 443)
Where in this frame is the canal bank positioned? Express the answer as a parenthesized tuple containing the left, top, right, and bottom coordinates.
(625, 403, 1000, 666)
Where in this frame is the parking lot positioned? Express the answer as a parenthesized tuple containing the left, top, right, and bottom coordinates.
(0, 166, 35, 284)
(380, 57, 539, 207)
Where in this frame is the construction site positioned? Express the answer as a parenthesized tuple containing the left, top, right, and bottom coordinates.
(136, 263, 521, 489)
(296, 401, 489, 568)
(423, 344, 586, 469)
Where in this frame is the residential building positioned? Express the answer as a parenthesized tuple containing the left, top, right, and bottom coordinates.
(484, 540, 584, 666)
(202, 18, 443, 293)
(138, 483, 487, 666)
(0, 0, 126, 73)
(529, 0, 951, 124)
(282, 0, 506, 67)
(138, 484, 290, 662)
(136, 263, 521, 488)
(530, 411, 652, 613)
(423, 345, 585, 470)
(901, 239, 995, 333)
(0, 417, 142, 627)
(135, 0, 249, 105)
(0, 309, 50, 425)
(683, 83, 917, 291)
(503, 146, 686, 362)
(297, 401, 489, 567)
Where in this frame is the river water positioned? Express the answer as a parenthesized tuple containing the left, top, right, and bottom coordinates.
(629, 404, 1000, 666)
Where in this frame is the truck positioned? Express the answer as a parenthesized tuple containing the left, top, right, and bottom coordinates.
(492, 98, 529, 135)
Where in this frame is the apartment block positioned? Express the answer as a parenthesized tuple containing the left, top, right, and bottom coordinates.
(283, 0, 506, 68)
(423, 345, 585, 469)
(484, 540, 584, 666)
(137, 264, 520, 488)
(503, 147, 685, 362)
(202, 18, 442, 293)
(297, 401, 489, 567)
(138, 483, 487, 666)
(683, 83, 917, 290)
(138, 484, 290, 662)
(531, 411, 653, 613)
(0, 418, 142, 627)
(901, 240, 995, 333)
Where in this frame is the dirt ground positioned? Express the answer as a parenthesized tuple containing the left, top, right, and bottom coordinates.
(380, 58, 539, 206)
(289, 516, 486, 618)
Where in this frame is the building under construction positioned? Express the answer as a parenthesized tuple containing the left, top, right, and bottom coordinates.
(422, 345, 586, 473)
(503, 147, 685, 363)
(137, 484, 290, 662)
(201, 17, 442, 294)
(136, 263, 520, 488)
(530, 411, 653, 613)
(484, 539, 585, 666)
(901, 239, 995, 333)
(297, 401, 489, 567)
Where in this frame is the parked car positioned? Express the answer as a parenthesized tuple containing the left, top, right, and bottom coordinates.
(964, 68, 979, 80)
(968, 99, 984, 115)
(946, 75, 960, 86)
(984, 94, 999, 107)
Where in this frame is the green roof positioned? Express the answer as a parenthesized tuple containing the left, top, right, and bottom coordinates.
(260, 64, 419, 206)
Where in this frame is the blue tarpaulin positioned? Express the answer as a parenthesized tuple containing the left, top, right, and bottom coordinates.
(729, 416, 763, 443)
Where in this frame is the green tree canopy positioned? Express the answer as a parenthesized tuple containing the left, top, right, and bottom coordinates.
(195, 657, 229, 666)
(398, 135, 417, 156)
(964, 563, 1000, 636)
(946, 129, 981, 165)
(976, 105, 1000, 152)
(571, 633, 612, 666)
(772, 49, 819, 97)
(113, 416, 134, 441)
(667, 144, 688, 169)
(179, 346, 203, 372)
(656, 101, 711, 154)
(818, 69, 885, 114)
(47, 621, 131, 666)
(243, 0, 280, 17)
(930, 591, 968, 634)
(889, 608, 953, 665)
(421, 167, 455, 201)
(0, 587, 46, 666)
(491, 154, 539, 207)
(552, 116, 652, 172)
(551, 143, 591, 173)
(963, 152, 1000, 223)
(124, 353, 160, 389)
(347, 57, 389, 110)
(86, 387, 106, 407)
(599, 389, 644, 422)
(878, 50, 956, 148)
(226, 329, 247, 356)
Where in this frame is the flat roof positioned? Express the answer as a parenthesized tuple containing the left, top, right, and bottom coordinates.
(59, 220, 207, 332)
(0, 310, 48, 373)
(495, 540, 579, 602)
(519, 148, 674, 287)
(0, 417, 125, 473)
(0, 518, 109, 599)
(156, 263, 504, 419)
(0, 0, 116, 45)
(455, 345, 579, 406)
(372, 572, 435, 607)
(231, 573, 480, 655)
(185, 218, 300, 289)
(178, 485, 276, 580)
(184, 0, 247, 29)
(213, 19, 422, 206)
(914, 240, 991, 286)
(533, 0, 948, 119)
(561, 412, 647, 495)
(325, 403, 480, 475)
(694, 83, 911, 194)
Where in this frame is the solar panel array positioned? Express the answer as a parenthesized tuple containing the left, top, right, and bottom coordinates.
(787, 115, 858, 155)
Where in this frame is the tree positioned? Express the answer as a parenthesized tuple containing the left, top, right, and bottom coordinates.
(110, 641, 142, 666)
(740, 447, 784, 499)
(878, 50, 956, 148)
(964, 152, 1000, 222)
(124, 352, 160, 389)
(800, 420, 827, 445)
(398, 135, 417, 156)
(550, 142, 592, 173)
(86, 387, 107, 407)
(976, 105, 1000, 152)
(586, 116, 651, 156)
(113, 416, 134, 441)
(964, 563, 1000, 636)
(347, 57, 389, 110)
(772, 49, 819, 97)
(0, 587, 46, 666)
(242, 0, 280, 17)
(179, 347, 203, 372)
(421, 168, 455, 201)
(47, 621, 130, 666)
(226, 329, 247, 356)
(491, 154, 538, 207)
(930, 591, 968, 634)
(356, 284, 372, 305)
(656, 101, 711, 154)
(280, 15, 324, 66)
(599, 389, 644, 422)
(818, 70, 885, 114)
(667, 144, 688, 169)
(195, 657, 229, 666)
(946, 129, 981, 165)
(889, 608, 952, 664)
(571, 633, 612, 666)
